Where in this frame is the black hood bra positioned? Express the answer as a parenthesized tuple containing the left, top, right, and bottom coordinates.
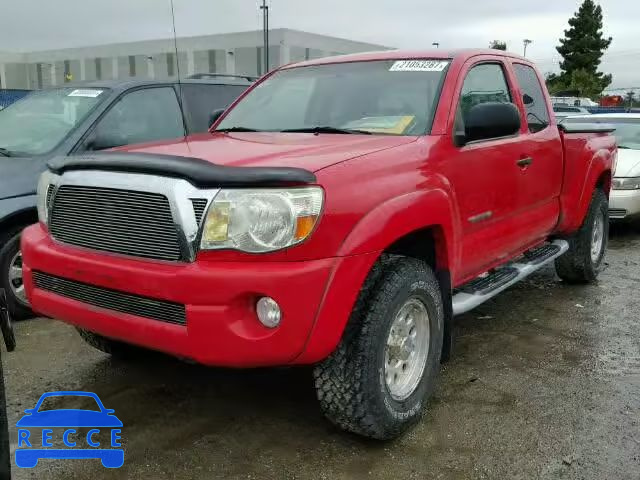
(48, 152, 317, 188)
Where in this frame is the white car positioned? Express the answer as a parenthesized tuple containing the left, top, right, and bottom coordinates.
(562, 113, 640, 221)
(552, 105, 592, 119)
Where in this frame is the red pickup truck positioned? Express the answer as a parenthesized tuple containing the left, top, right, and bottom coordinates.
(21, 49, 616, 439)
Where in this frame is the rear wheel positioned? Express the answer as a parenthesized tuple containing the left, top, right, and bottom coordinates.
(314, 255, 443, 440)
(555, 188, 608, 284)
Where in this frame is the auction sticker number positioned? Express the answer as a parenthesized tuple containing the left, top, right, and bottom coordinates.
(68, 89, 103, 98)
(389, 60, 449, 72)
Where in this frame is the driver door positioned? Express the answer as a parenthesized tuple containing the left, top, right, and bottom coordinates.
(445, 60, 525, 281)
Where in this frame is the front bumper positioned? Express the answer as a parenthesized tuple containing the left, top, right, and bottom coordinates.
(22, 224, 379, 367)
(609, 188, 640, 220)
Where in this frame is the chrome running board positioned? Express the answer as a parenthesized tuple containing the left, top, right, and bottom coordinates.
(452, 239, 569, 316)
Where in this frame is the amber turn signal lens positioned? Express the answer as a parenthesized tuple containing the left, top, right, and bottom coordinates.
(203, 202, 231, 243)
(295, 215, 318, 241)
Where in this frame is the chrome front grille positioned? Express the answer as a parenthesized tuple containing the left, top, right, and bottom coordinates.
(33, 271, 186, 325)
(45, 184, 55, 209)
(49, 185, 182, 262)
(190, 198, 208, 225)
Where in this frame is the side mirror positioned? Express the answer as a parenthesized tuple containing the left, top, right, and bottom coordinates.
(208, 108, 226, 128)
(85, 132, 124, 151)
(463, 102, 521, 144)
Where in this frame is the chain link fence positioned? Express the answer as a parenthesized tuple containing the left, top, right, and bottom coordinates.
(0, 89, 31, 110)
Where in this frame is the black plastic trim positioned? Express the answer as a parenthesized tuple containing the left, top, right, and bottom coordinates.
(48, 152, 317, 187)
(558, 123, 616, 134)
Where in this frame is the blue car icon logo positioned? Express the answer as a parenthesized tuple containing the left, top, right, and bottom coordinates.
(16, 391, 123, 468)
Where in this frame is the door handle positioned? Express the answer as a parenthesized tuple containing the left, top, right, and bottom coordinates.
(517, 157, 533, 168)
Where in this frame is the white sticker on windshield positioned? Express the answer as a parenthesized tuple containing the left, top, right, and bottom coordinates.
(389, 60, 449, 72)
(68, 89, 103, 98)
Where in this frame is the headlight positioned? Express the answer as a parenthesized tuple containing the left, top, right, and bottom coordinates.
(200, 187, 324, 252)
(612, 177, 640, 190)
(36, 171, 53, 224)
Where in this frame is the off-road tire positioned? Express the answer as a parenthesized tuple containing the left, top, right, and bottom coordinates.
(555, 188, 608, 284)
(76, 328, 141, 358)
(0, 227, 34, 320)
(313, 255, 444, 440)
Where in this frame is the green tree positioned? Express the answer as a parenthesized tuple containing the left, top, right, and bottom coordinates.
(546, 69, 605, 98)
(555, 0, 613, 94)
(489, 40, 507, 51)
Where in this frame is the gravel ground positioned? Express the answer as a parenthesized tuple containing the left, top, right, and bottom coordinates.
(3, 223, 639, 479)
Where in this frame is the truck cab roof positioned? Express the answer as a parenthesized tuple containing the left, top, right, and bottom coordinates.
(288, 48, 531, 69)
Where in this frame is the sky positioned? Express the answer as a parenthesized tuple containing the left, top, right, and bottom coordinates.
(1, 0, 638, 92)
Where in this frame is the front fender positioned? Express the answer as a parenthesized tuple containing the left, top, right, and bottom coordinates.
(337, 187, 458, 271)
(295, 187, 459, 364)
(0, 195, 38, 242)
(0, 195, 37, 222)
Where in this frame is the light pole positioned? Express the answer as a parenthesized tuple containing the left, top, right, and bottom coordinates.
(260, 0, 269, 75)
(523, 39, 532, 57)
(432, 42, 440, 48)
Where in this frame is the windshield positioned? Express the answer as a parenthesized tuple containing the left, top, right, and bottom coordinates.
(563, 117, 640, 150)
(216, 59, 450, 136)
(0, 87, 107, 156)
(36, 395, 101, 412)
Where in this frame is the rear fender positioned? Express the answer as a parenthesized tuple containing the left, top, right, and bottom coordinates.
(557, 139, 613, 234)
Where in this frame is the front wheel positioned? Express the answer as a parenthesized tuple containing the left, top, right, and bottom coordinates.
(0, 228, 34, 320)
(555, 188, 609, 284)
(314, 255, 444, 440)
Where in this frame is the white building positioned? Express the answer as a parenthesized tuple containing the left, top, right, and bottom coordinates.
(0, 29, 389, 90)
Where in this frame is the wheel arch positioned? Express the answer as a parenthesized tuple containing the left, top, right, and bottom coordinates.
(336, 188, 457, 271)
(556, 144, 613, 235)
(0, 207, 38, 245)
(297, 190, 458, 364)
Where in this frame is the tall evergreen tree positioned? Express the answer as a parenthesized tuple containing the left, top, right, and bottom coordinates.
(489, 40, 507, 51)
(555, 0, 613, 93)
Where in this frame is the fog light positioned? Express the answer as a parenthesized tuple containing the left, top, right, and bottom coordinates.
(256, 297, 281, 328)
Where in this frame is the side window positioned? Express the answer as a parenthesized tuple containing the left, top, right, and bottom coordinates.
(89, 87, 185, 150)
(181, 84, 248, 133)
(513, 64, 550, 133)
(456, 63, 512, 137)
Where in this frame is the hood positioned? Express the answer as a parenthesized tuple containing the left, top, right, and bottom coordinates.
(120, 132, 418, 173)
(0, 157, 48, 201)
(614, 148, 640, 177)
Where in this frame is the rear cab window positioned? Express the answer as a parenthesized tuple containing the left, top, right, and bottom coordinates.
(513, 63, 550, 132)
(180, 83, 249, 133)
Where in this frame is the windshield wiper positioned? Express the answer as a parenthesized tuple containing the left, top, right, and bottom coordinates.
(617, 145, 632, 149)
(280, 126, 372, 135)
(214, 126, 263, 133)
(0, 148, 12, 157)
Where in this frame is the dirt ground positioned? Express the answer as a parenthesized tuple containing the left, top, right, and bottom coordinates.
(3, 223, 640, 479)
